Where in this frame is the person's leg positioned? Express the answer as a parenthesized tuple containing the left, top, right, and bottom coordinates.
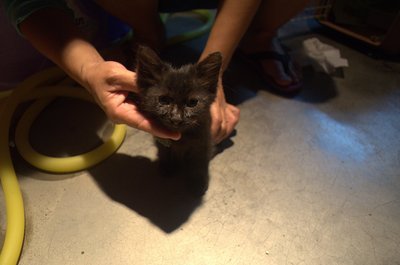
(95, 0, 219, 52)
(240, 0, 309, 91)
(95, 0, 166, 51)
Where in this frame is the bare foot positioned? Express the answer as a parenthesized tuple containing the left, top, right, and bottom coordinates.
(261, 39, 300, 87)
(240, 36, 302, 92)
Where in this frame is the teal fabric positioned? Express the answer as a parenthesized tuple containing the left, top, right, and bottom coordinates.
(2, 0, 218, 35)
(3, 0, 71, 33)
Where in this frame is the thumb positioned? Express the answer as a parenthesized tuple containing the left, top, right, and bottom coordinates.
(110, 68, 138, 93)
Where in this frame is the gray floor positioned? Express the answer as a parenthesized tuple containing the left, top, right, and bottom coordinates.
(1, 15, 400, 265)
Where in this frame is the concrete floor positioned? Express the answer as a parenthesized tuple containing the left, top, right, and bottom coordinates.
(1, 14, 400, 265)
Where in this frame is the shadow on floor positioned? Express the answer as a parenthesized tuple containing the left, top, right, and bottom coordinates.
(160, 37, 340, 106)
(295, 66, 338, 104)
(224, 57, 338, 105)
(89, 154, 202, 233)
(13, 87, 230, 233)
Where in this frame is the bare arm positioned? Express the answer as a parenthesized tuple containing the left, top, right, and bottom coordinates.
(200, 0, 262, 143)
(201, 0, 261, 69)
(19, 8, 103, 86)
(19, 8, 180, 140)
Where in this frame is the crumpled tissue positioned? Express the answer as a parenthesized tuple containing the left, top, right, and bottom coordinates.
(292, 37, 349, 74)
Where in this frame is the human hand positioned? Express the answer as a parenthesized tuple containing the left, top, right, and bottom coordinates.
(210, 78, 240, 144)
(81, 61, 180, 140)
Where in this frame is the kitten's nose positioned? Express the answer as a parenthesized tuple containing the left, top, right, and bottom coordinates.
(171, 107, 183, 126)
(171, 115, 183, 125)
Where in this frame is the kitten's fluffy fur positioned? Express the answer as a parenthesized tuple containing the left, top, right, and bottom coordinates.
(135, 46, 222, 196)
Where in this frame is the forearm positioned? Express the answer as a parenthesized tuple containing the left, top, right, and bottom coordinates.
(19, 8, 104, 90)
(200, 0, 261, 72)
(15, 6, 180, 139)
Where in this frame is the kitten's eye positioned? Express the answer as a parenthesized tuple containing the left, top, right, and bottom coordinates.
(159, 96, 172, 105)
(186, 98, 198, 107)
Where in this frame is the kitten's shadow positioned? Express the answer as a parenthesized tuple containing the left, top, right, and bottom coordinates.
(89, 154, 202, 233)
(214, 129, 237, 156)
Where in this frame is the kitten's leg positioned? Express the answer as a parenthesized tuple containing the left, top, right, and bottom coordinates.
(183, 148, 211, 196)
(156, 141, 179, 178)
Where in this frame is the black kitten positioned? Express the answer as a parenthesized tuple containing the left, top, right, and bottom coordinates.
(135, 46, 222, 196)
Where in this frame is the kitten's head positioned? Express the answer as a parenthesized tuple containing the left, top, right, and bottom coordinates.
(136, 46, 222, 132)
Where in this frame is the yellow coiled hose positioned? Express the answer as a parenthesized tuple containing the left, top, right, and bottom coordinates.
(0, 68, 127, 265)
(0, 10, 213, 265)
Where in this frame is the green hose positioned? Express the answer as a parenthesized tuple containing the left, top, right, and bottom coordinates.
(0, 10, 214, 265)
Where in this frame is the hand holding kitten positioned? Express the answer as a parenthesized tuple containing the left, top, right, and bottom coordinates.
(81, 60, 181, 140)
(81, 58, 237, 144)
(210, 79, 240, 144)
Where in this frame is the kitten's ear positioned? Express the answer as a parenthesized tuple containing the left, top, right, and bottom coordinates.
(135, 45, 164, 89)
(196, 52, 222, 93)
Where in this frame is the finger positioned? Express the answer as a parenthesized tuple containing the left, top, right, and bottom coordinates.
(228, 104, 240, 118)
(214, 106, 240, 144)
(124, 117, 181, 140)
(211, 121, 222, 143)
(213, 116, 228, 145)
(210, 104, 229, 144)
(136, 118, 181, 141)
(125, 114, 181, 141)
(224, 115, 236, 140)
(214, 125, 227, 144)
(109, 103, 181, 140)
(212, 120, 227, 144)
(110, 70, 138, 93)
(227, 105, 240, 128)
(210, 105, 222, 140)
